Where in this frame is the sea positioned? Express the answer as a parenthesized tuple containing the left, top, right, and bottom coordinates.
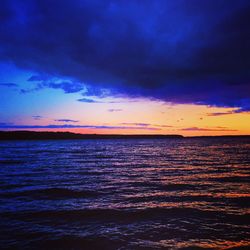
(0, 138, 249, 249)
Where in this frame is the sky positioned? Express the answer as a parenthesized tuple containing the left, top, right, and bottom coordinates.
(0, 0, 250, 136)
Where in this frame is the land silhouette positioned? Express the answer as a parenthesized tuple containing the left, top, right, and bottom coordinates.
(0, 131, 249, 140)
(0, 131, 183, 140)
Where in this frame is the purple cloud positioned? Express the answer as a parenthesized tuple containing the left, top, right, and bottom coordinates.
(32, 115, 43, 120)
(108, 109, 123, 112)
(181, 127, 237, 132)
(0, 124, 161, 131)
(207, 107, 250, 116)
(121, 123, 172, 128)
(55, 119, 79, 123)
(77, 98, 102, 103)
(121, 123, 150, 127)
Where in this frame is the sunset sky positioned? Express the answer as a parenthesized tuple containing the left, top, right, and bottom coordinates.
(0, 0, 249, 136)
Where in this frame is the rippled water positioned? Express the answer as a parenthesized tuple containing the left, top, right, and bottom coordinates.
(0, 138, 249, 249)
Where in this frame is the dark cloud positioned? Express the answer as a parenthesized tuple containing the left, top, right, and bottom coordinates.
(55, 119, 79, 122)
(181, 127, 237, 132)
(32, 115, 42, 120)
(108, 109, 122, 112)
(121, 123, 150, 127)
(0, 122, 13, 126)
(121, 123, 172, 128)
(42, 80, 84, 93)
(77, 96, 138, 103)
(0, 0, 250, 108)
(82, 86, 112, 98)
(0, 123, 161, 131)
(207, 107, 250, 116)
(77, 98, 102, 103)
(77, 97, 124, 103)
(0, 83, 18, 87)
(26, 78, 84, 93)
(20, 88, 38, 94)
(154, 124, 173, 128)
(28, 75, 50, 82)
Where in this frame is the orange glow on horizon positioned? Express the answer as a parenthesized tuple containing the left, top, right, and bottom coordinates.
(4, 100, 250, 136)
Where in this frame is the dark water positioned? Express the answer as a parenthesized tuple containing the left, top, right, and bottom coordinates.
(0, 138, 249, 250)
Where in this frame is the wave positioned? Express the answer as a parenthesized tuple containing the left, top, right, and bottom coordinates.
(124, 194, 250, 207)
(2, 207, 249, 223)
(126, 182, 211, 191)
(209, 176, 250, 183)
(0, 159, 26, 165)
(1, 187, 101, 199)
(154, 183, 210, 191)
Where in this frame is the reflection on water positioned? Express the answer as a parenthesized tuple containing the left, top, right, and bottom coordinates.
(0, 138, 249, 249)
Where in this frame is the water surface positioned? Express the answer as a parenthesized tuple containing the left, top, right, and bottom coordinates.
(0, 138, 249, 249)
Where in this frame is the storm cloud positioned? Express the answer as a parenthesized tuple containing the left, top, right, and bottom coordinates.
(1, 0, 250, 109)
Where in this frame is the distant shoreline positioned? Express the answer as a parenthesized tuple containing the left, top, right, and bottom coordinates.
(0, 131, 183, 140)
(0, 131, 250, 140)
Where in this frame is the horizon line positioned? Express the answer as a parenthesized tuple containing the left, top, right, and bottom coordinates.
(0, 130, 250, 138)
